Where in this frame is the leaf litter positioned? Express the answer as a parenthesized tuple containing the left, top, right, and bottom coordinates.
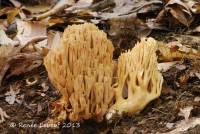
(0, 0, 200, 133)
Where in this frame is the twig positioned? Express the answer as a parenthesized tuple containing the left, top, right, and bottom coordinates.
(152, 108, 170, 115)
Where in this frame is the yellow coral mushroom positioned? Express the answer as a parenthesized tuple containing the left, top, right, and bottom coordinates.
(107, 38, 163, 119)
(44, 23, 115, 122)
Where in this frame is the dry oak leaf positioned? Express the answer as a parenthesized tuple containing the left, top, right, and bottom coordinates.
(0, 49, 42, 86)
(157, 41, 200, 62)
(0, 45, 21, 86)
(16, 19, 47, 46)
(35, 0, 75, 20)
(34, 31, 62, 56)
(0, 29, 19, 46)
(5, 52, 43, 79)
(156, 0, 194, 26)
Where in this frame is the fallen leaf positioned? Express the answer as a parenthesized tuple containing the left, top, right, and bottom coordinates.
(158, 61, 178, 72)
(0, 7, 12, 16)
(160, 117, 200, 134)
(175, 64, 186, 70)
(21, 5, 51, 15)
(178, 106, 193, 121)
(34, 39, 48, 55)
(35, 0, 75, 20)
(0, 7, 20, 24)
(65, 0, 93, 12)
(168, 6, 192, 26)
(34, 31, 62, 56)
(16, 19, 47, 46)
(47, 17, 64, 26)
(107, 14, 151, 38)
(184, 0, 200, 14)
(0, 29, 19, 45)
(166, 0, 191, 13)
(5, 84, 20, 105)
(157, 41, 200, 62)
(194, 72, 200, 79)
(194, 97, 200, 102)
(162, 82, 176, 95)
(96, 0, 162, 19)
(9, 0, 22, 8)
(41, 82, 49, 92)
(7, 8, 20, 24)
(6, 53, 43, 79)
(47, 31, 62, 49)
(0, 20, 7, 31)
(190, 25, 200, 33)
(0, 45, 21, 86)
(166, 123, 175, 129)
(156, 0, 194, 26)
(88, 0, 115, 12)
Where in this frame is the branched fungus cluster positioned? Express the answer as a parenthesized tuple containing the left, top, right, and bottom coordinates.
(44, 23, 163, 122)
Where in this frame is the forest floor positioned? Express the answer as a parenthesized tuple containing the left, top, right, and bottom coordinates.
(0, 32, 200, 134)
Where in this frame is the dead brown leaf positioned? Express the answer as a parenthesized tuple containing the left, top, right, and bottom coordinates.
(7, 8, 20, 24)
(178, 106, 193, 121)
(6, 52, 43, 79)
(9, 0, 22, 8)
(47, 17, 64, 26)
(160, 117, 200, 134)
(168, 6, 192, 26)
(166, 0, 191, 13)
(156, 0, 194, 26)
(0, 7, 20, 24)
(65, 0, 93, 12)
(34, 31, 62, 56)
(35, 0, 75, 20)
(0, 48, 42, 86)
(5, 83, 21, 105)
(158, 61, 178, 72)
(184, 0, 200, 14)
(0, 7, 13, 17)
(189, 25, 200, 33)
(21, 5, 51, 15)
(94, 0, 162, 19)
(157, 41, 200, 62)
(16, 19, 47, 46)
(107, 14, 151, 38)
(0, 20, 8, 31)
(0, 45, 21, 86)
(47, 31, 62, 49)
(0, 29, 19, 45)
